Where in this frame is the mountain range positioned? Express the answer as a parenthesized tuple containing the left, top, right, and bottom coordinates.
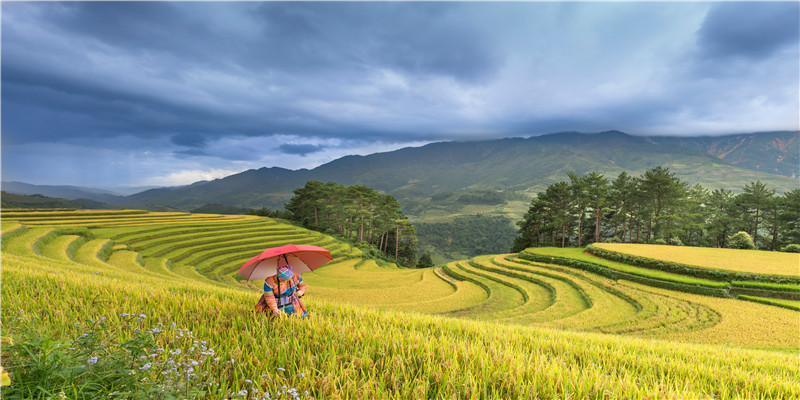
(3, 131, 798, 214)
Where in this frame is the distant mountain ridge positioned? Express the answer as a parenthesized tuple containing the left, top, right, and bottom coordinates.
(4, 131, 798, 212)
(648, 131, 799, 178)
(121, 130, 798, 211)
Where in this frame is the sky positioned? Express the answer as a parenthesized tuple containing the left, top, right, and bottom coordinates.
(2, 1, 798, 191)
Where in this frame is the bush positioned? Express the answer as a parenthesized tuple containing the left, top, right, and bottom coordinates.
(417, 253, 434, 268)
(653, 239, 667, 245)
(603, 237, 622, 243)
(781, 244, 800, 253)
(668, 237, 684, 246)
(727, 231, 756, 250)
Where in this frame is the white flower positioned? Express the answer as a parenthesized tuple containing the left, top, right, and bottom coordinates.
(139, 314, 147, 319)
(87, 356, 98, 364)
(140, 363, 152, 370)
(244, 379, 252, 383)
(277, 368, 286, 372)
(238, 390, 248, 396)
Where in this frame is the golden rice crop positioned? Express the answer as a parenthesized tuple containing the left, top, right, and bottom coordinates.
(4, 209, 800, 399)
(3, 247, 800, 399)
(594, 243, 800, 277)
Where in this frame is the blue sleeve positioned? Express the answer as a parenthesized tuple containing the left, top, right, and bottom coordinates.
(264, 282, 272, 292)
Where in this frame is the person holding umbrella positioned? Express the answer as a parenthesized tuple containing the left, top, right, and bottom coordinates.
(239, 244, 332, 319)
(256, 262, 307, 318)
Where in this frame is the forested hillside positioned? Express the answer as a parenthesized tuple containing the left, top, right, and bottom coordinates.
(514, 167, 800, 251)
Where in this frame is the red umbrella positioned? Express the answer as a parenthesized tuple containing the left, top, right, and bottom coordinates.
(237, 244, 332, 281)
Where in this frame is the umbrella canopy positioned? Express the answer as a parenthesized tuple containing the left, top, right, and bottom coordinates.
(237, 244, 332, 281)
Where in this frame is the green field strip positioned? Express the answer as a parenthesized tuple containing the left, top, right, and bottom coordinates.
(146, 230, 311, 258)
(108, 219, 286, 244)
(131, 228, 307, 258)
(304, 259, 423, 290)
(736, 295, 800, 311)
(438, 261, 527, 321)
(493, 256, 639, 331)
(468, 255, 589, 324)
(0, 209, 149, 218)
(525, 248, 728, 288)
(730, 280, 800, 298)
(39, 234, 84, 264)
(2, 226, 57, 256)
(590, 243, 800, 281)
(73, 238, 116, 269)
(10, 214, 239, 228)
(504, 256, 664, 332)
(106, 250, 151, 274)
(141, 257, 183, 279)
(2, 212, 193, 222)
(0, 220, 23, 235)
(125, 224, 299, 250)
(308, 267, 459, 311)
(507, 256, 718, 336)
(612, 281, 722, 336)
(168, 235, 321, 267)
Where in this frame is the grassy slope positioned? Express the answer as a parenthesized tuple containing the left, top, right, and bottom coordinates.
(3, 210, 800, 398)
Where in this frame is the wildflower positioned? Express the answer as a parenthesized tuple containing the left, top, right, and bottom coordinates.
(277, 367, 286, 372)
(244, 379, 252, 383)
(140, 363, 152, 371)
(139, 314, 147, 319)
(191, 360, 199, 366)
(87, 356, 98, 364)
(238, 390, 248, 396)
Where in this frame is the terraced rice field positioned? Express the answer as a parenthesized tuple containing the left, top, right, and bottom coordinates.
(593, 242, 800, 278)
(2, 209, 799, 398)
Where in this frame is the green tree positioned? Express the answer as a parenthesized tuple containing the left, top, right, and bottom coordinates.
(539, 182, 573, 247)
(608, 171, 635, 242)
(740, 181, 775, 248)
(779, 189, 800, 246)
(583, 171, 610, 244)
(638, 166, 687, 241)
(417, 253, 434, 268)
(568, 173, 590, 247)
(707, 189, 737, 248)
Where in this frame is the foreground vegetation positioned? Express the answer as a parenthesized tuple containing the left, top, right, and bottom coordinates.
(2, 209, 799, 399)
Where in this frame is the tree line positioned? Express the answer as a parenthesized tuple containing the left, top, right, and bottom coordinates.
(285, 181, 418, 267)
(512, 166, 800, 251)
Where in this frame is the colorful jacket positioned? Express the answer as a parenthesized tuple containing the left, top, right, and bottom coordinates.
(256, 274, 306, 316)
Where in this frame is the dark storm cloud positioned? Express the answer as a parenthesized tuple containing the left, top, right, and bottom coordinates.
(171, 133, 207, 148)
(278, 144, 325, 156)
(2, 1, 504, 148)
(697, 2, 799, 60)
(2, 1, 798, 188)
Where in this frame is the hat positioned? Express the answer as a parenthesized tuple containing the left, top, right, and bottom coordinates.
(277, 265, 293, 280)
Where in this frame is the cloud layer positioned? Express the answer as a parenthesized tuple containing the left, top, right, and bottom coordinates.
(2, 2, 798, 187)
